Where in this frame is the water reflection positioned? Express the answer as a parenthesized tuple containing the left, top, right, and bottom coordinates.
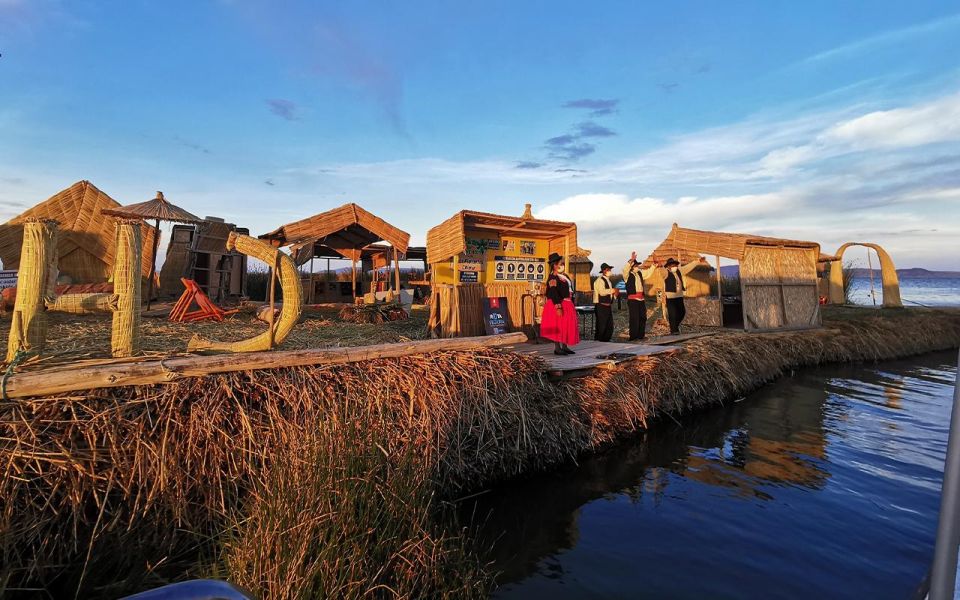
(465, 351, 957, 599)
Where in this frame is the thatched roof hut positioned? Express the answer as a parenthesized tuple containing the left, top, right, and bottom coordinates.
(0, 181, 157, 284)
(261, 203, 411, 300)
(665, 223, 821, 331)
(261, 203, 410, 264)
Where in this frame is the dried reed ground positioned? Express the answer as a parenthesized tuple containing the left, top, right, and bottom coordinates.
(2, 307, 959, 598)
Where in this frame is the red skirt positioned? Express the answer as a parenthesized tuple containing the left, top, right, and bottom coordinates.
(540, 298, 580, 346)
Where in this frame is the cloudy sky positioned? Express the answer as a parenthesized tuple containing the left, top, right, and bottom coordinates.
(1, 1, 959, 269)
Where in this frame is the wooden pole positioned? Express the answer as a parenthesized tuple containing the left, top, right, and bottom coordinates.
(563, 235, 570, 273)
(716, 254, 723, 327)
(308, 253, 315, 304)
(3, 332, 528, 398)
(351, 257, 357, 301)
(146, 218, 161, 311)
(452, 255, 460, 287)
(393, 247, 401, 293)
(867, 248, 877, 306)
(267, 252, 278, 349)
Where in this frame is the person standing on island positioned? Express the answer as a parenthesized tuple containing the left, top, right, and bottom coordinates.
(541, 252, 580, 355)
(663, 257, 686, 334)
(622, 251, 647, 341)
(592, 262, 617, 342)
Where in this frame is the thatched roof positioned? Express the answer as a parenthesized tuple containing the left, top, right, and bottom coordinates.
(426, 206, 579, 265)
(260, 203, 410, 263)
(0, 180, 157, 283)
(101, 191, 202, 224)
(641, 235, 711, 269)
(667, 223, 819, 261)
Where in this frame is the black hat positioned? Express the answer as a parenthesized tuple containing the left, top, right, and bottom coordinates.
(600, 262, 613, 272)
(548, 252, 563, 264)
(664, 257, 680, 267)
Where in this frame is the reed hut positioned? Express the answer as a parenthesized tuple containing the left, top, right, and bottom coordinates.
(426, 204, 582, 337)
(260, 203, 411, 303)
(666, 223, 822, 331)
(0, 181, 157, 284)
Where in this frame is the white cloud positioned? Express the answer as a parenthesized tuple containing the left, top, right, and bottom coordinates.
(822, 92, 960, 149)
(799, 13, 960, 65)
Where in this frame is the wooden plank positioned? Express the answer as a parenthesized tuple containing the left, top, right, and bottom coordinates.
(3, 332, 528, 399)
(505, 340, 679, 372)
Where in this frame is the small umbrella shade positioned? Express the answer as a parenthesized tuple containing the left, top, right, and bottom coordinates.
(101, 192, 203, 310)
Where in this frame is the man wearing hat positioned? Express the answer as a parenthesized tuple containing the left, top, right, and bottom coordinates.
(592, 262, 617, 342)
(541, 252, 580, 355)
(663, 257, 687, 334)
(622, 251, 648, 341)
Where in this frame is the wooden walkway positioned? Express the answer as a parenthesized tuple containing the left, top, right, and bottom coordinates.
(502, 340, 680, 377)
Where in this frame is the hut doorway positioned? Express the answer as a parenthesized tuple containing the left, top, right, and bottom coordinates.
(826, 243, 902, 308)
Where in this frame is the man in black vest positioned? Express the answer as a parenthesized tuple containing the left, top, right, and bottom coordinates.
(592, 262, 617, 341)
(663, 257, 686, 334)
(622, 252, 647, 341)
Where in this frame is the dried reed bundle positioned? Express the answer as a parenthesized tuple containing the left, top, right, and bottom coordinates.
(188, 233, 302, 352)
(110, 219, 142, 357)
(5, 218, 58, 361)
(48, 292, 113, 314)
(338, 302, 407, 324)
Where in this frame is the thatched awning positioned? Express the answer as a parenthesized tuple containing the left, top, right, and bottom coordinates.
(260, 203, 410, 262)
(668, 223, 819, 261)
(426, 208, 578, 265)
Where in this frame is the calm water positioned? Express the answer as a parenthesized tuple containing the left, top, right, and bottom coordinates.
(468, 351, 959, 599)
(848, 277, 960, 307)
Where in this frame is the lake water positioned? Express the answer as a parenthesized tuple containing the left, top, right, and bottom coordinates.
(848, 277, 960, 307)
(468, 351, 959, 599)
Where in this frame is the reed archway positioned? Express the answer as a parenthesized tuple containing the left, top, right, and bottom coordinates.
(827, 243, 902, 308)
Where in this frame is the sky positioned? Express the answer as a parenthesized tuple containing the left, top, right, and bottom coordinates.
(1, 0, 959, 270)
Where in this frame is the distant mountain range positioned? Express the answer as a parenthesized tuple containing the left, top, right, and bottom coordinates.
(718, 266, 960, 279)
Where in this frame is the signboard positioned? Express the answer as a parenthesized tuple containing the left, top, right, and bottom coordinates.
(459, 270, 478, 283)
(492, 256, 546, 282)
(482, 296, 509, 335)
(0, 270, 17, 290)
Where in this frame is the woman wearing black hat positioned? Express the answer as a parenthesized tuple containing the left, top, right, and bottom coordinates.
(663, 257, 686, 334)
(540, 252, 579, 355)
(592, 262, 617, 341)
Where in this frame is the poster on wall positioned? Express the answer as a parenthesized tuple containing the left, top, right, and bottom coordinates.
(482, 297, 509, 335)
(458, 259, 482, 283)
(464, 238, 488, 257)
(492, 256, 546, 282)
(501, 239, 516, 253)
(0, 270, 17, 290)
(519, 241, 536, 255)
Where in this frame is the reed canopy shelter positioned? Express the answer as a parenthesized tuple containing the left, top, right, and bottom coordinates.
(259, 203, 411, 303)
(426, 204, 583, 337)
(0, 180, 157, 284)
(666, 223, 822, 331)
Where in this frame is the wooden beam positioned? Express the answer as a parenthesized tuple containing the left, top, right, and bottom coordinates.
(393, 246, 400, 292)
(4, 332, 529, 399)
(715, 254, 723, 327)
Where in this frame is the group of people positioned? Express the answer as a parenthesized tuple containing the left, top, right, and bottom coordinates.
(539, 251, 689, 355)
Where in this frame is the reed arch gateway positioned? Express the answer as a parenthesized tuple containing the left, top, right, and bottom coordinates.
(827, 242, 902, 308)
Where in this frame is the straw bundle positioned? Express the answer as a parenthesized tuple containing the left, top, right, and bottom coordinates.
(48, 292, 113, 314)
(188, 233, 302, 352)
(5, 218, 58, 362)
(110, 220, 142, 357)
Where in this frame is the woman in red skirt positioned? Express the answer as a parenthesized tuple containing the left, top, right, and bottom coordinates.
(540, 252, 580, 355)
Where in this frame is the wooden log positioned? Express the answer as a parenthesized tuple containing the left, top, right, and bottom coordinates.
(4, 332, 528, 398)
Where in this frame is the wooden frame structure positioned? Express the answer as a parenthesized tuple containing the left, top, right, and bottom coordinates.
(666, 223, 822, 331)
(260, 203, 411, 303)
(426, 204, 582, 338)
(0, 180, 157, 284)
(826, 242, 902, 307)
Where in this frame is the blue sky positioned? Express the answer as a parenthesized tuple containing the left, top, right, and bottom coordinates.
(1, 0, 959, 269)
